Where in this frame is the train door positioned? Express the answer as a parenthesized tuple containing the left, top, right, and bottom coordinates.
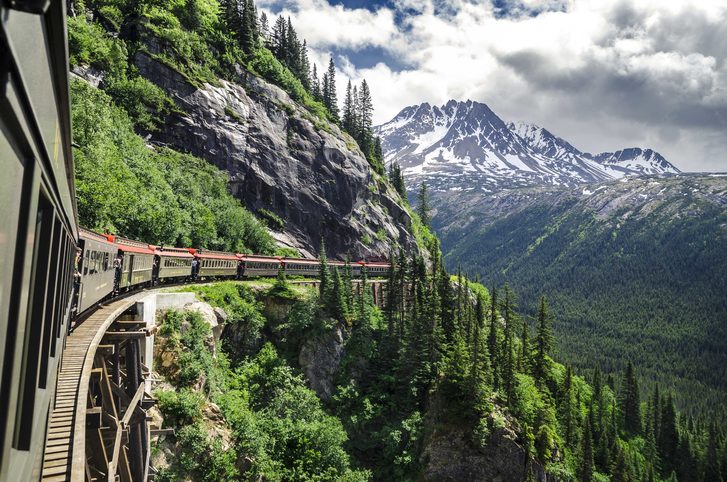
(126, 254, 134, 287)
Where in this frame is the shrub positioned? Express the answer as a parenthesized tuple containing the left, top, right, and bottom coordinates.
(156, 388, 204, 426)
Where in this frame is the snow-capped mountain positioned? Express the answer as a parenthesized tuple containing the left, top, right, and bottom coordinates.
(374, 100, 679, 192)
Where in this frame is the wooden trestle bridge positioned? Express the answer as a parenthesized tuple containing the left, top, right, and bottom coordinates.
(38, 280, 387, 481)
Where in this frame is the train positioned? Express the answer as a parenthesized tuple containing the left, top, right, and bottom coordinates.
(76, 227, 390, 315)
(0, 0, 388, 478)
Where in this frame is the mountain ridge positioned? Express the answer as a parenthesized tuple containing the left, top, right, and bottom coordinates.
(375, 99, 679, 193)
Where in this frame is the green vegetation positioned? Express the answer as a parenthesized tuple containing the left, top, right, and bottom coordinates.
(441, 194, 727, 421)
(154, 285, 369, 481)
(71, 80, 275, 253)
(68, 0, 385, 170)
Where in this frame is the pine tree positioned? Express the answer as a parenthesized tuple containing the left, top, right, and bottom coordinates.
(323, 57, 339, 121)
(518, 316, 530, 373)
(342, 257, 353, 319)
(318, 240, 330, 309)
(357, 265, 370, 321)
(240, 0, 257, 55)
(358, 79, 374, 157)
(385, 252, 398, 339)
(298, 40, 311, 89)
(658, 393, 679, 477)
(611, 443, 634, 482)
(259, 11, 270, 43)
(579, 417, 594, 482)
(330, 267, 346, 320)
(271, 16, 287, 59)
(469, 291, 490, 401)
(619, 362, 641, 436)
(703, 424, 723, 482)
(342, 80, 354, 132)
(501, 285, 516, 405)
(562, 365, 576, 450)
(487, 286, 499, 390)
(374, 137, 383, 166)
(533, 295, 553, 384)
(416, 183, 432, 227)
(311, 64, 321, 100)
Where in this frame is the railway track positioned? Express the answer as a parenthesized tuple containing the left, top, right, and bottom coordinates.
(41, 294, 147, 482)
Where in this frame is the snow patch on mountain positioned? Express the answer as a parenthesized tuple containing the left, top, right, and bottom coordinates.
(374, 100, 679, 193)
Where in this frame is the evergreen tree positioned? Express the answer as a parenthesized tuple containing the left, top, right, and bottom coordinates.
(579, 417, 594, 482)
(619, 362, 641, 436)
(501, 285, 516, 405)
(311, 64, 321, 100)
(323, 57, 339, 121)
(416, 183, 432, 227)
(533, 295, 553, 384)
(342, 257, 353, 319)
(469, 291, 490, 401)
(562, 365, 576, 450)
(658, 393, 679, 477)
(318, 240, 330, 309)
(487, 286, 499, 390)
(358, 79, 374, 157)
(703, 424, 723, 482)
(342, 80, 354, 133)
(259, 11, 269, 43)
(357, 265, 370, 321)
(330, 267, 346, 320)
(271, 16, 287, 59)
(298, 40, 311, 89)
(374, 137, 383, 166)
(518, 316, 531, 373)
(611, 443, 634, 482)
(240, 0, 257, 55)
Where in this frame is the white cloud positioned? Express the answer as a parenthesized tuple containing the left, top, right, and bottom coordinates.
(271, 0, 727, 172)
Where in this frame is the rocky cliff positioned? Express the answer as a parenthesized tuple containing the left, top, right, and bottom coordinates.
(123, 36, 417, 259)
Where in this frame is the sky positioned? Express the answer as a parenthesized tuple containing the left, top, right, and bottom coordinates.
(257, 0, 727, 172)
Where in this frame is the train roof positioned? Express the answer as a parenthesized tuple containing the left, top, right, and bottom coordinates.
(281, 258, 319, 265)
(107, 235, 156, 255)
(190, 249, 238, 261)
(155, 246, 194, 258)
(241, 255, 283, 263)
(79, 228, 115, 246)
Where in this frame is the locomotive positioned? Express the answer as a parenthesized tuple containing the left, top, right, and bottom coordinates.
(0, 0, 388, 479)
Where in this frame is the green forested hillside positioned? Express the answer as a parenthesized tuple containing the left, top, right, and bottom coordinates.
(438, 176, 727, 419)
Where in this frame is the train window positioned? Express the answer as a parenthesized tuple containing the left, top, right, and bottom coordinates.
(39, 218, 62, 388)
(15, 192, 54, 450)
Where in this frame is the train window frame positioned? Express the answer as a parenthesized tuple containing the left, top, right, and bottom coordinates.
(14, 190, 54, 450)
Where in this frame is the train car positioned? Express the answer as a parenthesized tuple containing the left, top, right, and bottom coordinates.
(76, 229, 117, 313)
(0, 0, 79, 478)
(155, 247, 194, 281)
(281, 258, 321, 277)
(108, 235, 156, 290)
(193, 249, 239, 278)
(362, 261, 391, 278)
(241, 255, 283, 277)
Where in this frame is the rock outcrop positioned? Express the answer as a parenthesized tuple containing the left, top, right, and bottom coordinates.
(298, 323, 347, 401)
(130, 37, 417, 260)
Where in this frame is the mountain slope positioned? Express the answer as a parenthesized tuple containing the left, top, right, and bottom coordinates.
(375, 100, 679, 192)
(69, 15, 420, 260)
(436, 174, 727, 417)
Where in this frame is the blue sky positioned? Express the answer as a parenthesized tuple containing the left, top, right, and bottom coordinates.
(257, 0, 727, 172)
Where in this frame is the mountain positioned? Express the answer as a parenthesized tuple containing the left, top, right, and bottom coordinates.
(435, 174, 727, 418)
(374, 100, 679, 192)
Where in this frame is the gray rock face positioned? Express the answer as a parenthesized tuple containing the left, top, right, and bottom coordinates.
(298, 323, 347, 401)
(133, 50, 416, 259)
